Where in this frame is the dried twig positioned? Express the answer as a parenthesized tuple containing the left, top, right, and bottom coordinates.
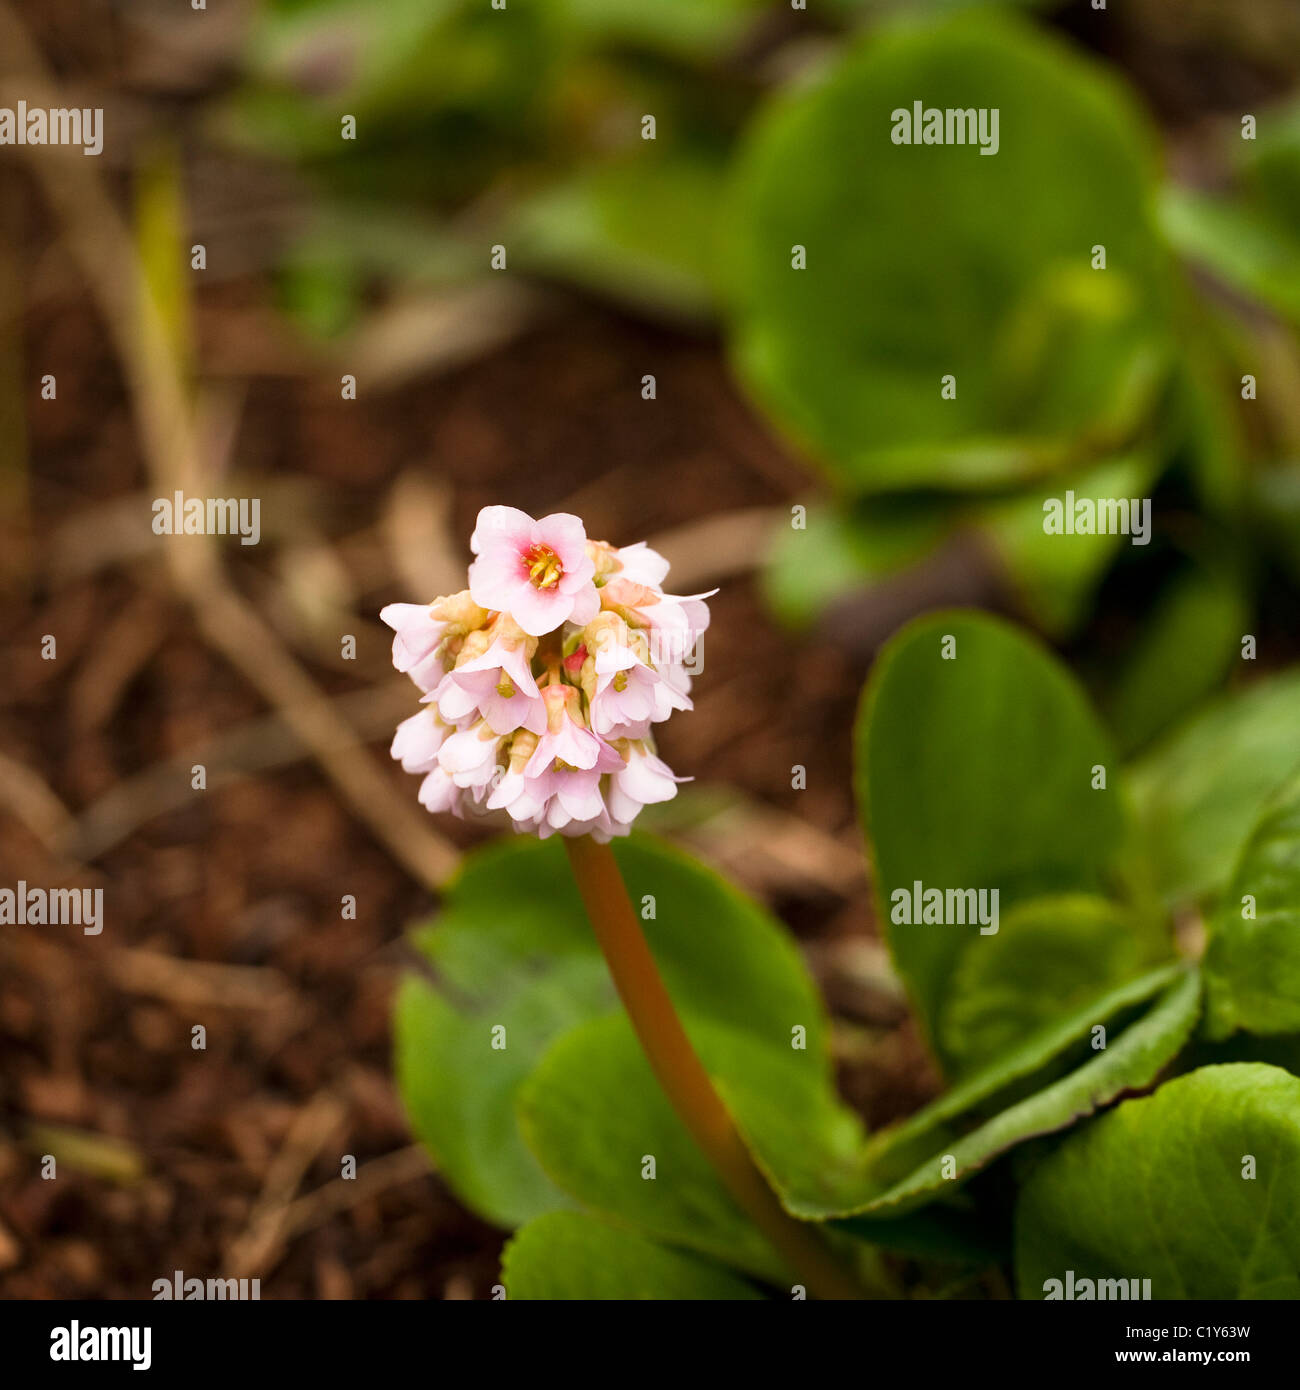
(60, 678, 416, 862)
(382, 471, 464, 603)
(677, 798, 867, 898)
(104, 947, 299, 1013)
(347, 282, 553, 391)
(0, 6, 459, 890)
(68, 589, 173, 731)
(0, 746, 76, 852)
(21, 1122, 146, 1185)
(224, 1088, 348, 1280)
(280, 1144, 431, 1242)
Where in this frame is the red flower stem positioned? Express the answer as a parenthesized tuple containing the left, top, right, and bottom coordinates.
(563, 836, 864, 1300)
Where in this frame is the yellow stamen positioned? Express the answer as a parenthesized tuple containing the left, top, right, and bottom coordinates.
(526, 545, 563, 590)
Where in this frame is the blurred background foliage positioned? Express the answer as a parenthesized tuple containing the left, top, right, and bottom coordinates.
(211, 0, 1300, 758)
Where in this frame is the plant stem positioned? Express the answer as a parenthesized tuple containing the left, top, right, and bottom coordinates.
(563, 836, 864, 1300)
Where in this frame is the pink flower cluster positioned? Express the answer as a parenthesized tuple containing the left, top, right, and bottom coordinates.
(382, 506, 711, 842)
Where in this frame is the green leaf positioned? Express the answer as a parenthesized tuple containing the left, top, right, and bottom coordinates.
(1248, 97, 1300, 231)
(1015, 1063, 1300, 1299)
(870, 965, 1185, 1182)
(511, 153, 725, 319)
(394, 833, 830, 1229)
(855, 610, 1126, 1065)
(760, 500, 951, 629)
(1128, 669, 1300, 909)
(518, 964, 1198, 1254)
(394, 968, 599, 1227)
(770, 966, 1199, 1221)
(1160, 101, 1300, 327)
(977, 449, 1163, 637)
(1160, 187, 1300, 325)
(1250, 463, 1300, 587)
(726, 14, 1171, 493)
(1107, 560, 1251, 755)
(248, 0, 558, 129)
(940, 895, 1169, 1075)
(502, 1210, 763, 1300)
(834, 967, 1201, 1217)
(227, 0, 561, 205)
(518, 1011, 863, 1281)
(1205, 774, 1300, 1041)
(559, 0, 765, 60)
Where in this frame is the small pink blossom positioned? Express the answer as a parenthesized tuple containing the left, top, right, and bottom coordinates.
(438, 719, 505, 793)
(602, 577, 712, 654)
(417, 767, 459, 814)
(391, 708, 454, 774)
(468, 506, 598, 637)
(590, 641, 660, 739)
(432, 624, 545, 736)
(524, 685, 614, 778)
(607, 744, 688, 825)
(380, 602, 449, 693)
(487, 767, 547, 824)
(610, 541, 670, 588)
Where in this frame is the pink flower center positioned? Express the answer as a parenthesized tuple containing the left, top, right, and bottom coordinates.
(523, 544, 563, 590)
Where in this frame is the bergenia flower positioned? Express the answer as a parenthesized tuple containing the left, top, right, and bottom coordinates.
(430, 616, 545, 736)
(382, 505, 712, 842)
(379, 603, 449, 693)
(379, 591, 488, 692)
(467, 505, 599, 637)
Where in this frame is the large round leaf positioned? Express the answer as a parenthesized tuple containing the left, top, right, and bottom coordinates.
(1015, 1064, 1300, 1299)
(394, 833, 831, 1228)
(1205, 774, 1300, 1041)
(855, 610, 1127, 1065)
(726, 14, 1172, 492)
(517, 1011, 864, 1281)
(1128, 669, 1300, 909)
(800, 967, 1200, 1221)
(940, 895, 1169, 1075)
(503, 1211, 763, 1300)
